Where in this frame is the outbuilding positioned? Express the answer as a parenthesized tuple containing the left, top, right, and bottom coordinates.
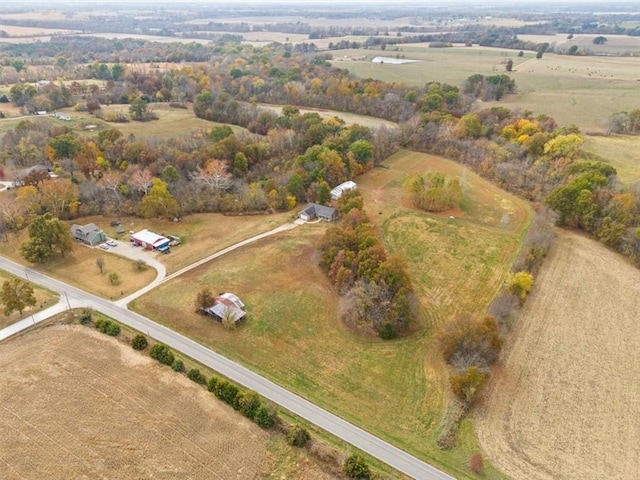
(330, 180, 357, 200)
(130, 229, 170, 251)
(205, 293, 247, 324)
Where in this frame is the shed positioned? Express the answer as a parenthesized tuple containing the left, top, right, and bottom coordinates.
(71, 223, 106, 246)
(54, 112, 71, 121)
(299, 203, 339, 222)
(130, 229, 170, 251)
(205, 293, 246, 323)
(330, 180, 357, 200)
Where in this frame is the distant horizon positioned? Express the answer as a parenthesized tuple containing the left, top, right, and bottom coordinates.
(2, 0, 640, 5)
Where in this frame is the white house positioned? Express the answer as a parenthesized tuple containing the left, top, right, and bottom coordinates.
(330, 180, 357, 200)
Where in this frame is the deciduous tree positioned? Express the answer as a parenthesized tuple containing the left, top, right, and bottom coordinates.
(21, 213, 73, 263)
(1, 278, 36, 316)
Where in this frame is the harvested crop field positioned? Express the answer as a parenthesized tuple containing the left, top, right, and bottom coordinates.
(476, 231, 640, 480)
(0, 324, 334, 480)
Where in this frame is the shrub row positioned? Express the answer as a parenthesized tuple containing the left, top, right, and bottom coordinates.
(95, 318, 121, 336)
(124, 333, 369, 477)
(206, 376, 277, 429)
(149, 343, 174, 365)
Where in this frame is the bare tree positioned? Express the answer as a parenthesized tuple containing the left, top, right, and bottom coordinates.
(190, 159, 232, 190)
(100, 171, 122, 208)
(96, 257, 105, 273)
(130, 168, 154, 196)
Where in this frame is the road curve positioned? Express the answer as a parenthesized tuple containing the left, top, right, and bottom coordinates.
(0, 256, 454, 480)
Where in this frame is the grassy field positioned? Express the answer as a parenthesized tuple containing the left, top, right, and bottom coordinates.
(333, 46, 640, 132)
(256, 103, 398, 130)
(84, 212, 294, 274)
(477, 231, 640, 480)
(0, 270, 59, 329)
(582, 134, 640, 186)
(0, 101, 246, 140)
(518, 33, 640, 55)
(0, 321, 335, 480)
(0, 228, 156, 301)
(332, 45, 531, 90)
(132, 150, 531, 479)
(72, 103, 247, 140)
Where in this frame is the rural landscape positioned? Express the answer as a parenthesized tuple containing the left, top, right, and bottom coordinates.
(0, 1, 638, 479)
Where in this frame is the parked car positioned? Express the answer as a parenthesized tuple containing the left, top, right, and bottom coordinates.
(106, 239, 117, 247)
(99, 244, 109, 250)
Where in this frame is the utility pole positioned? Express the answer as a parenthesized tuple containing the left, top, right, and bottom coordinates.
(64, 292, 71, 310)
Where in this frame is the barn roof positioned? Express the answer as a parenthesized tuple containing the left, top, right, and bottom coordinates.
(131, 229, 169, 246)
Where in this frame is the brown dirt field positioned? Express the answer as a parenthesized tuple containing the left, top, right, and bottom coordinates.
(476, 230, 640, 480)
(0, 324, 335, 480)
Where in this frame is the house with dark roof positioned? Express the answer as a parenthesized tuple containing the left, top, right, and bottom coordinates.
(299, 203, 339, 222)
(71, 223, 106, 246)
(204, 293, 247, 324)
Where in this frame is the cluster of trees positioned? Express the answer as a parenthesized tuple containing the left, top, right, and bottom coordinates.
(439, 314, 503, 405)
(20, 213, 73, 263)
(404, 100, 639, 266)
(319, 193, 416, 338)
(403, 172, 463, 212)
(463, 74, 516, 101)
(604, 109, 640, 135)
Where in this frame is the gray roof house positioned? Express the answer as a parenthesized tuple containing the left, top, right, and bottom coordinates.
(205, 293, 247, 324)
(299, 203, 339, 222)
(71, 223, 106, 246)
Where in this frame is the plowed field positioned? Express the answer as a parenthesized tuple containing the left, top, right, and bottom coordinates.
(0, 325, 333, 480)
(476, 231, 640, 480)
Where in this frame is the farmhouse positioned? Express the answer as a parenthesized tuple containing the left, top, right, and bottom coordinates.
(299, 203, 339, 222)
(71, 223, 106, 246)
(205, 293, 247, 324)
(330, 180, 357, 200)
(130, 229, 170, 252)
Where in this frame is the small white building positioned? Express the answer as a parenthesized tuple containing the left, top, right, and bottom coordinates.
(54, 112, 71, 121)
(330, 180, 357, 200)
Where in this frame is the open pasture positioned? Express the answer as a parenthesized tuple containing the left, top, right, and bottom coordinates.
(133, 150, 529, 479)
(518, 33, 640, 55)
(476, 231, 640, 480)
(82, 103, 246, 140)
(358, 150, 530, 322)
(333, 46, 639, 131)
(583, 134, 640, 186)
(0, 323, 333, 480)
(256, 102, 399, 130)
(0, 24, 79, 36)
(332, 46, 531, 88)
(497, 53, 640, 132)
(0, 270, 58, 330)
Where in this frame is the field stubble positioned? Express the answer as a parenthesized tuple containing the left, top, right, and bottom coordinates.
(0, 324, 335, 480)
(476, 230, 640, 480)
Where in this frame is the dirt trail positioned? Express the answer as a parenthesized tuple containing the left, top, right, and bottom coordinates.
(476, 230, 640, 480)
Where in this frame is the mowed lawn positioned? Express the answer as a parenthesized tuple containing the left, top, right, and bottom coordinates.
(91, 211, 294, 274)
(0, 229, 156, 301)
(583, 134, 640, 186)
(133, 151, 529, 479)
(0, 270, 59, 329)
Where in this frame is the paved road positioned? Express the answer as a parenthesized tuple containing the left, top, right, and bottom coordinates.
(0, 255, 454, 480)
